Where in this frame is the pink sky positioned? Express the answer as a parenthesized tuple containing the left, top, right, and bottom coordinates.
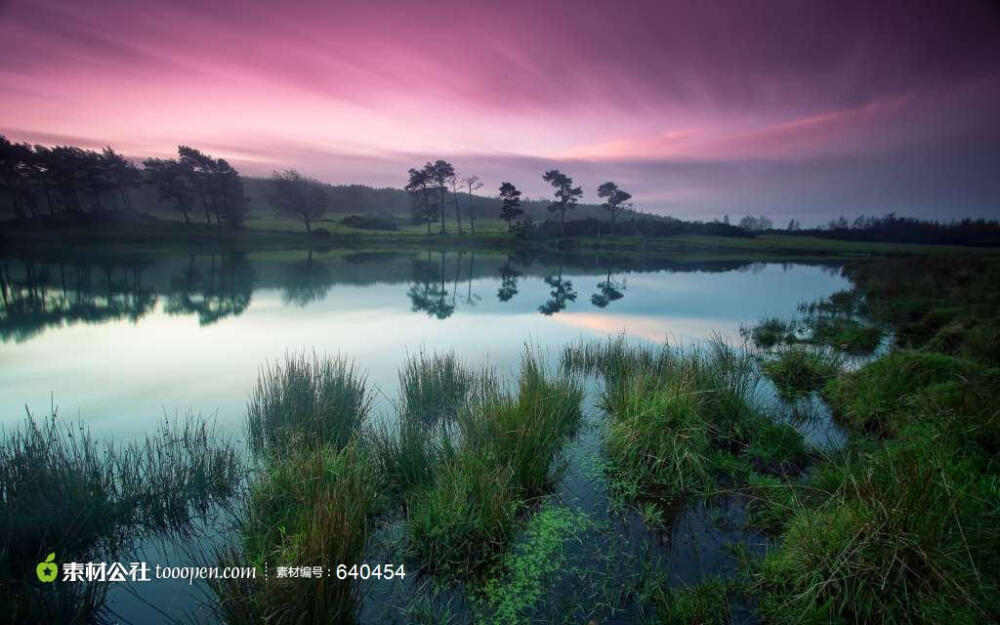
(2, 0, 998, 222)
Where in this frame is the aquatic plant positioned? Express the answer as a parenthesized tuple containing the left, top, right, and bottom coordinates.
(743, 317, 796, 348)
(406, 350, 583, 573)
(220, 442, 380, 624)
(247, 351, 371, 455)
(761, 345, 843, 397)
(0, 413, 240, 623)
(481, 505, 591, 624)
(399, 350, 477, 423)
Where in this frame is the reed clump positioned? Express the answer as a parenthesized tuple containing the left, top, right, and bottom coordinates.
(0, 413, 240, 623)
(247, 351, 371, 455)
(404, 350, 583, 574)
(762, 345, 843, 397)
(399, 350, 476, 423)
(218, 351, 380, 624)
(565, 337, 805, 502)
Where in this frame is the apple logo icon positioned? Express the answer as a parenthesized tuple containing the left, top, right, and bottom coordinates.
(36, 552, 58, 583)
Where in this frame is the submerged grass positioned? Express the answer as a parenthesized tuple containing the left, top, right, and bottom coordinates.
(650, 577, 736, 625)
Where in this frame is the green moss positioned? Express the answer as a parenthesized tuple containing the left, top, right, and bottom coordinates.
(481, 506, 591, 624)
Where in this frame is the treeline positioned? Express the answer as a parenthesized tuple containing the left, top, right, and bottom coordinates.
(783, 213, 1000, 247)
(0, 135, 249, 228)
(402, 160, 641, 237)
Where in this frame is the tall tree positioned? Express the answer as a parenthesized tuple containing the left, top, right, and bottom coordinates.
(596, 181, 632, 235)
(461, 175, 483, 234)
(0, 135, 33, 220)
(498, 182, 523, 231)
(405, 167, 433, 234)
(542, 169, 582, 237)
(178, 146, 218, 225)
(101, 147, 142, 212)
(426, 160, 455, 234)
(47, 146, 87, 213)
(214, 158, 250, 228)
(448, 174, 463, 234)
(143, 158, 195, 224)
(28, 145, 57, 215)
(79, 149, 117, 211)
(268, 169, 329, 234)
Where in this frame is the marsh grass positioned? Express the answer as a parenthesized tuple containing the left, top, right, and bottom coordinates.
(808, 315, 882, 354)
(566, 337, 805, 504)
(742, 317, 797, 348)
(756, 437, 998, 623)
(762, 345, 843, 397)
(399, 351, 476, 423)
(405, 350, 583, 574)
(406, 448, 519, 576)
(217, 352, 380, 624)
(247, 351, 371, 455)
(0, 412, 240, 622)
(220, 442, 380, 624)
(823, 349, 1000, 441)
(650, 577, 736, 625)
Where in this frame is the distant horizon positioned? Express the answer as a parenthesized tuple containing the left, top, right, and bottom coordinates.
(2, 0, 998, 224)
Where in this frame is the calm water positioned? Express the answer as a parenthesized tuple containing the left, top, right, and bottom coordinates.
(1, 249, 848, 436)
(1, 248, 851, 623)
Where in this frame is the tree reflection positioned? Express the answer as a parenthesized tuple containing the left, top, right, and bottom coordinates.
(165, 253, 253, 325)
(0, 258, 156, 342)
(539, 266, 577, 315)
(497, 255, 521, 303)
(281, 250, 332, 307)
(407, 251, 455, 319)
(591, 262, 626, 308)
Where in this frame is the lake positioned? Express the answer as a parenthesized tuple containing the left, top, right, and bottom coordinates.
(0, 247, 852, 623)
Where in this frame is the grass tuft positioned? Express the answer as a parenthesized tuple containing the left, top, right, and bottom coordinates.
(247, 351, 371, 455)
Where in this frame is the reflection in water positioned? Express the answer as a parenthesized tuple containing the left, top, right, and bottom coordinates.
(497, 254, 521, 302)
(0, 258, 156, 342)
(539, 266, 577, 315)
(407, 251, 455, 319)
(281, 249, 332, 307)
(0, 249, 851, 343)
(591, 262, 626, 308)
(165, 252, 254, 325)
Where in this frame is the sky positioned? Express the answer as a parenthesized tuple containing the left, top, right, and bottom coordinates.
(1, 0, 998, 223)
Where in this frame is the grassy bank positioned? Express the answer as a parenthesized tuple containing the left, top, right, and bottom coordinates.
(6, 212, 998, 260)
(747, 257, 1000, 623)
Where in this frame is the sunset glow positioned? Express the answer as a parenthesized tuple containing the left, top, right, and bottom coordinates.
(2, 0, 998, 220)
